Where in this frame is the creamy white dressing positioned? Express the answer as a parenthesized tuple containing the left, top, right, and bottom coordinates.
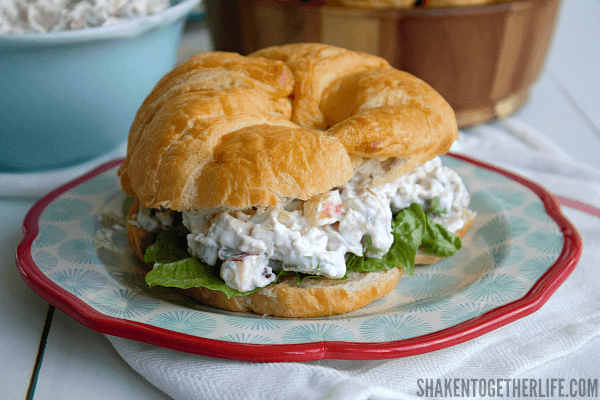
(390, 157, 470, 233)
(220, 253, 276, 292)
(178, 156, 470, 292)
(129, 207, 174, 232)
(343, 156, 470, 234)
(186, 207, 348, 283)
(136, 157, 470, 292)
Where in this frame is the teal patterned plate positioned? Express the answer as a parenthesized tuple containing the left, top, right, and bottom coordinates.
(16, 155, 581, 361)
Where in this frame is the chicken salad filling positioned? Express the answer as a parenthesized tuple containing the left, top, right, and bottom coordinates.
(130, 156, 470, 293)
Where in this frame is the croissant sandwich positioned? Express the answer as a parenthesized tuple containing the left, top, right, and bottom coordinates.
(119, 44, 475, 318)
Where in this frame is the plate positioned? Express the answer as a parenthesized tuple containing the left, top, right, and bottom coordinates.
(16, 154, 581, 362)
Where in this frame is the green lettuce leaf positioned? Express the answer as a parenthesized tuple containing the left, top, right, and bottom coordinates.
(144, 229, 260, 298)
(422, 216, 463, 257)
(143, 229, 188, 264)
(145, 257, 262, 299)
(346, 203, 461, 276)
(143, 203, 461, 296)
(278, 270, 349, 284)
(428, 196, 447, 216)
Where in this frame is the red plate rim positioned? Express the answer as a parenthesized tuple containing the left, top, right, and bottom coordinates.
(16, 154, 583, 362)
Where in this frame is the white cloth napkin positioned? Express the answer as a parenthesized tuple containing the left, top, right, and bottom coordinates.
(106, 119, 600, 400)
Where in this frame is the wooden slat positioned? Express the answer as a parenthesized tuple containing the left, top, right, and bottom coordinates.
(0, 200, 50, 400)
(321, 8, 381, 53)
(544, 0, 600, 134)
(32, 310, 170, 400)
(511, 70, 600, 169)
(26, 307, 55, 400)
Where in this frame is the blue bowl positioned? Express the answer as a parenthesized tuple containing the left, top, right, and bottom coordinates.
(0, 0, 199, 173)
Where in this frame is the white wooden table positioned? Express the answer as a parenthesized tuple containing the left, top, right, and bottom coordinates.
(1, 0, 599, 398)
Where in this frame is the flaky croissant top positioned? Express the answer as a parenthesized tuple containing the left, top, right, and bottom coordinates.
(119, 43, 458, 211)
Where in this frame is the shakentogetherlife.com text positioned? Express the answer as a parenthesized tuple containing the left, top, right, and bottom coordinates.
(416, 378, 598, 398)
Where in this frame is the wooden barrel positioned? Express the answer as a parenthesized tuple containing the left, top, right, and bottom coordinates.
(206, 0, 560, 127)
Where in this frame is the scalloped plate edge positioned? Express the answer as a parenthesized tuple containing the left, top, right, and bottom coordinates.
(16, 154, 583, 362)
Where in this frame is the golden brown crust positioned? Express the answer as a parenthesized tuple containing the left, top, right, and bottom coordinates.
(324, 67, 457, 177)
(250, 43, 390, 130)
(122, 118, 353, 211)
(121, 114, 290, 208)
(120, 44, 458, 212)
(119, 51, 295, 202)
(120, 44, 458, 213)
(141, 52, 295, 106)
(127, 199, 402, 318)
(178, 269, 402, 318)
(188, 124, 353, 209)
(123, 52, 294, 161)
(339, 0, 416, 8)
(322, 67, 457, 142)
